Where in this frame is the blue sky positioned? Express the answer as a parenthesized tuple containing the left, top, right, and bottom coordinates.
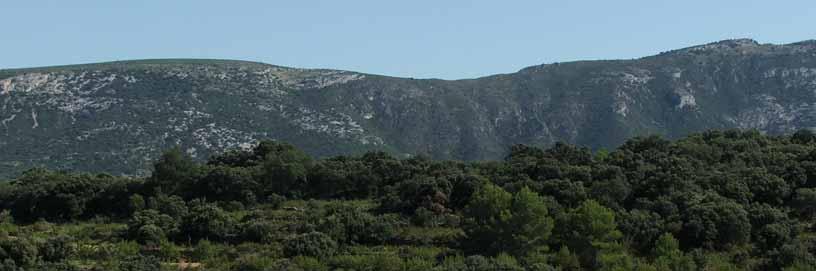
(2, 0, 814, 79)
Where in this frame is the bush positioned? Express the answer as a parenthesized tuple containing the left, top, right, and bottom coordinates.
(114, 241, 141, 259)
(460, 255, 524, 271)
(315, 204, 398, 245)
(39, 235, 75, 262)
(681, 195, 751, 249)
(784, 261, 816, 271)
(792, 188, 816, 219)
(6, 169, 122, 222)
(463, 185, 554, 256)
(135, 224, 166, 245)
(127, 209, 179, 242)
(147, 194, 189, 218)
(292, 256, 329, 271)
(395, 226, 464, 246)
(241, 219, 278, 243)
(283, 232, 337, 258)
(117, 255, 161, 271)
(0, 259, 18, 271)
(0, 237, 38, 267)
(190, 239, 217, 262)
(31, 262, 80, 271)
(368, 254, 404, 271)
(403, 257, 435, 271)
(141, 239, 181, 262)
(181, 202, 237, 242)
(231, 254, 276, 271)
(267, 193, 287, 209)
(128, 194, 146, 214)
(221, 201, 246, 212)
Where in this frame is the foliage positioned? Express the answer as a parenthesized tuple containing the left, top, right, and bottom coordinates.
(4, 169, 133, 222)
(180, 201, 237, 242)
(313, 202, 398, 245)
(39, 235, 75, 262)
(0, 131, 814, 269)
(117, 255, 162, 271)
(127, 209, 179, 244)
(653, 233, 696, 271)
(558, 200, 624, 269)
(283, 231, 338, 258)
(0, 237, 38, 267)
(463, 184, 554, 257)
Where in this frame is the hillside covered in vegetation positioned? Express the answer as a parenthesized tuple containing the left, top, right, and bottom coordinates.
(2, 39, 816, 178)
(1, 129, 816, 270)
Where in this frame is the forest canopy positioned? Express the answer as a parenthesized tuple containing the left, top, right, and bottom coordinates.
(1, 129, 816, 270)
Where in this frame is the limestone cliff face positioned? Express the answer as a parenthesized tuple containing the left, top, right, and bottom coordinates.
(1, 40, 815, 177)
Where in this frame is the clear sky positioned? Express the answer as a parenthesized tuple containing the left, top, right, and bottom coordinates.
(2, 0, 814, 79)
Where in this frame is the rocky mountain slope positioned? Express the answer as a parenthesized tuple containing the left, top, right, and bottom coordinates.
(1, 39, 816, 177)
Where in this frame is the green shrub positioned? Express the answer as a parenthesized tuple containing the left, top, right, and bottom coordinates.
(147, 194, 189, 218)
(117, 255, 161, 271)
(114, 241, 141, 259)
(493, 253, 524, 271)
(437, 255, 467, 270)
(39, 235, 75, 262)
(191, 239, 217, 262)
(328, 254, 368, 269)
(395, 226, 464, 246)
(135, 224, 165, 245)
(463, 185, 554, 256)
(370, 253, 404, 271)
(181, 202, 237, 242)
(155, 239, 181, 262)
(403, 257, 434, 271)
(784, 261, 816, 271)
(128, 194, 146, 214)
(221, 201, 246, 212)
(400, 246, 446, 261)
(283, 232, 337, 258)
(231, 254, 276, 271)
(127, 209, 179, 242)
(267, 194, 287, 209)
(0, 259, 18, 271)
(292, 256, 329, 271)
(460, 254, 524, 271)
(31, 262, 81, 271)
(315, 203, 399, 245)
(241, 219, 277, 243)
(231, 242, 282, 260)
(0, 237, 38, 267)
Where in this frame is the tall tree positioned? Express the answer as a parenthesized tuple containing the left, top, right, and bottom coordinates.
(149, 148, 200, 196)
(463, 184, 554, 257)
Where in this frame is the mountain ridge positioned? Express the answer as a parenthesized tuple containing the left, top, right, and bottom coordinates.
(3, 38, 814, 80)
(1, 39, 815, 178)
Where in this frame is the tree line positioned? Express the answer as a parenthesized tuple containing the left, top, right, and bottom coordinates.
(0, 129, 815, 270)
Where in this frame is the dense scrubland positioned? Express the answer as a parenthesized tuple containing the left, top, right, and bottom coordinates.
(1, 129, 816, 270)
